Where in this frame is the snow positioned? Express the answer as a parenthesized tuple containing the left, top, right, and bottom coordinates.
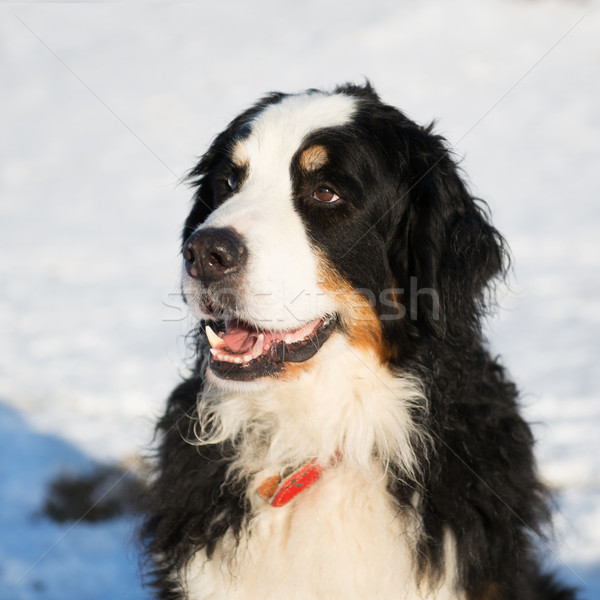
(1, 0, 599, 597)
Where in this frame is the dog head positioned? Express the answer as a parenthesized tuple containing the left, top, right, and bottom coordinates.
(181, 84, 505, 385)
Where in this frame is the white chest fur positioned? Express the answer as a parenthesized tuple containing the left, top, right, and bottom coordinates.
(183, 338, 461, 599)
(184, 465, 461, 600)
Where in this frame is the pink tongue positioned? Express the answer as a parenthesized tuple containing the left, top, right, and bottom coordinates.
(221, 319, 323, 355)
(222, 323, 257, 354)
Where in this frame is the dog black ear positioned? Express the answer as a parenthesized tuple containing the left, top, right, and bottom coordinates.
(391, 129, 507, 342)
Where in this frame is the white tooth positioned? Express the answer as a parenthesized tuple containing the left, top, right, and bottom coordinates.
(243, 354, 253, 363)
(210, 349, 225, 362)
(206, 325, 225, 348)
(252, 334, 264, 358)
(234, 357, 243, 364)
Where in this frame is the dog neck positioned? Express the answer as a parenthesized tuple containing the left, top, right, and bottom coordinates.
(195, 334, 430, 498)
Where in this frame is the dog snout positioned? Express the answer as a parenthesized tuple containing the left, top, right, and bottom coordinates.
(183, 227, 247, 284)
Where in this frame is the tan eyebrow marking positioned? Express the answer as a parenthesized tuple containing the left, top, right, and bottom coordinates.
(299, 144, 328, 172)
(231, 140, 249, 168)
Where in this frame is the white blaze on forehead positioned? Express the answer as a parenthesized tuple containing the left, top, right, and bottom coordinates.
(233, 92, 356, 167)
(200, 92, 357, 329)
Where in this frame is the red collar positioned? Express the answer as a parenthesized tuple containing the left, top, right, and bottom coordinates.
(258, 460, 324, 508)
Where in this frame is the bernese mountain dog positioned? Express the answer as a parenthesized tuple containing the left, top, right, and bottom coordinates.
(143, 83, 576, 599)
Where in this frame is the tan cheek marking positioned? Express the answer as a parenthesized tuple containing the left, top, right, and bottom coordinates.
(280, 360, 317, 382)
(280, 264, 389, 382)
(299, 145, 328, 172)
(280, 257, 392, 382)
(317, 259, 389, 364)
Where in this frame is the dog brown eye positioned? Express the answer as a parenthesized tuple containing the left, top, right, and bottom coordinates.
(312, 186, 339, 204)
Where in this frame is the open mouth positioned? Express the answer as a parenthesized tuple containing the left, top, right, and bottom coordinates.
(204, 314, 337, 381)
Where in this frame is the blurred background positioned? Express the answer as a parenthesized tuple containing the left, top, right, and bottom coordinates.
(1, 1, 599, 598)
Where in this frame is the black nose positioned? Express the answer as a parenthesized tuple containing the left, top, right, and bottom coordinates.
(183, 227, 247, 284)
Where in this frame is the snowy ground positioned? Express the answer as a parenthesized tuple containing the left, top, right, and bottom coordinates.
(1, 1, 599, 598)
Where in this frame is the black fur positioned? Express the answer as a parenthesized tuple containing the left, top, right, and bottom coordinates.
(142, 83, 577, 599)
(142, 375, 249, 598)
